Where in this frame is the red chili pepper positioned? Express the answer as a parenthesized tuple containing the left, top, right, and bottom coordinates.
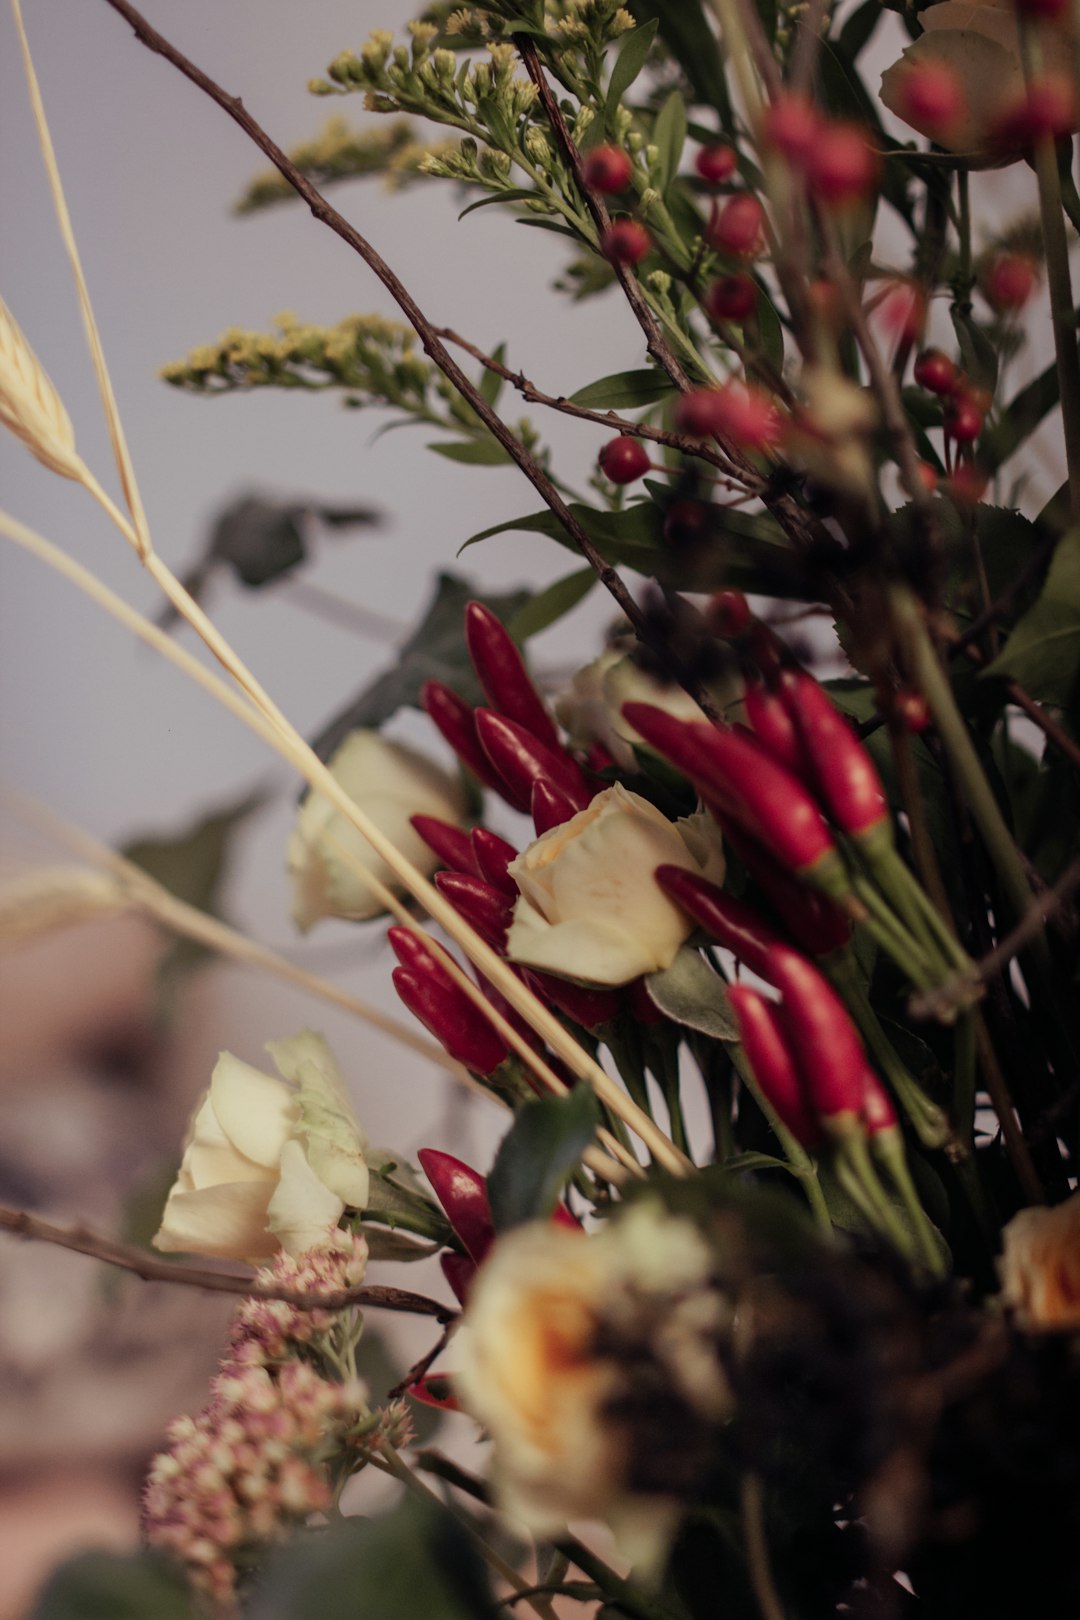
(552, 1202, 584, 1231)
(523, 967, 620, 1032)
(727, 983, 821, 1147)
(417, 1149, 495, 1264)
(531, 779, 579, 835)
(655, 866, 781, 980)
(743, 684, 808, 780)
(440, 1250, 476, 1305)
(626, 974, 667, 1025)
(776, 670, 891, 854)
(421, 680, 519, 802)
(411, 814, 480, 877)
(408, 1372, 462, 1413)
(724, 825, 852, 958)
(622, 703, 850, 900)
(744, 618, 789, 684)
(475, 709, 592, 813)
(465, 600, 561, 752)
(392, 967, 509, 1077)
(473, 965, 543, 1053)
(860, 1061, 899, 1136)
(768, 946, 868, 1130)
(471, 827, 519, 897)
(433, 870, 514, 951)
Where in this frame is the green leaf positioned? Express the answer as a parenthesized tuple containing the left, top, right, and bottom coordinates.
(487, 1085, 599, 1232)
(309, 572, 531, 756)
(983, 530, 1080, 706)
(652, 90, 688, 194)
(426, 436, 512, 465)
(982, 359, 1058, 466)
(644, 946, 739, 1038)
(837, 0, 884, 58)
(605, 18, 659, 125)
(950, 307, 998, 395)
(478, 341, 506, 408)
(629, 0, 732, 123)
(568, 368, 676, 409)
(29, 1552, 195, 1620)
(754, 284, 786, 377)
(509, 568, 596, 640)
(249, 1497, 492, 1620)
(457, 187, 539, 220)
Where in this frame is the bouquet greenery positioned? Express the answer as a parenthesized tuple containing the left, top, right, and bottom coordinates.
(4, 0, 1080, 1616)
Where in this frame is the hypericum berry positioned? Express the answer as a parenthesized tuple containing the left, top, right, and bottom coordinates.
(760, 93, 820, 163)
(944, 463, 989, 504)
(695, 143, 737, 184)
(981, 252, 1039, 313)
(598, 435, 651, 484)
(705, 273, 757, 322)
(710, 381, 780, 450)
(944, 398, 984, 442)
(914, 461, 939, 494)
(894, 690, 930, 732)
(675, 388, 727, 438)
(913, 349, 957, 396)
(807, 279, 842, 328)
(807, 122, 878, 206)
(582, 144, 634, 194)
(895, 61, 964, 136)
(705, 588, 752, 638)
(663, 498, 711, 546)
(601, 218, 652, 265)
(708, 192, 765, 257)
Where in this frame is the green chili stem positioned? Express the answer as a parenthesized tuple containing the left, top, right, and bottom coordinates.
(870, 1131, 948, 1276)
(851, 875, 940, 988)
(729, 1044, 833, 1232)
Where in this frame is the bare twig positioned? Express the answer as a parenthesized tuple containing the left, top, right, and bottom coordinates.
(0, 1204, 456, 1317)
(388, 1319, 456, 1399)
(910, 853, 1080, 1022)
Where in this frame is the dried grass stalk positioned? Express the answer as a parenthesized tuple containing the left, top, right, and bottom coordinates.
(0, 296, 82, 480)
(0, 865, 129, 947)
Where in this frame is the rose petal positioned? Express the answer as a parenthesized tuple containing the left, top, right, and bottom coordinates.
(266, 1138, 346, 1256)
(153, 1181, 278, 1260)
(208, 1053, 299, 1168)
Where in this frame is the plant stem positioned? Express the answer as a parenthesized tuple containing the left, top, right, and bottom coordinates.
(741, 1473, 787, 1620)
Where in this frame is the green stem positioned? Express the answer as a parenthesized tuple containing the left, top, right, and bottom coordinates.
(837, 1133, 919, 1260)
(741, 1473, 787, 1620)
(876, 848, 973, 976)
(953, 1008, 978, 1143)
(891, 585, 1051, 969)
(870, 1130, 948, 1276)
(851, 874, 940, 988)
(729, 1044, 832, 1232)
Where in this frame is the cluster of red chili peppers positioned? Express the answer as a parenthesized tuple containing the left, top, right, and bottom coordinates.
(390, 595, 967, 1271)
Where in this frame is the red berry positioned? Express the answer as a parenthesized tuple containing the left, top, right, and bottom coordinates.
(982, 252, 1039, 313)
(582, 144, 634, 194)
(708, 192, 765, 257)
(675, 388, 728, 438)
(913, 349, 957, 396)
(945, 398, 984, 442)
(760, 94, 820, 163)
(877, 280, 925, 345)
(710, 381, 780, 450)
(598, 435, 650, 484)
(663, 499, 711, 546)
(896, 61, 964, 135)
(894, 690, 930, 732)
(944, 463, 989, 504)
(695, 143, 737, 184)
(706, 589, 751, 638)
(807, 279, 842, 327)
(914, 461, 939, 493)
(807, 122, 878, 207)
(601, 219, 651, 265)
(705, 273, 757, 322)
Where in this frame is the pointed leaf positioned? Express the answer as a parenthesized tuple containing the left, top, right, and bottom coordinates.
(605, 19, 659, 124)
(426, 437, 512, 465)
(509, 567, 597, 640)
(488, 1086, 599, 1232)
(982, 530, 1080, 705)
(569, 368, 676, 409)
(652, 90, 688, 194)
(644, 946, 739, 1038)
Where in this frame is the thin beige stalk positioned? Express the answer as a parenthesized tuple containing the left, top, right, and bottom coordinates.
(10, 17, 691, 1178)
(12, 0, 151, 557)
(0, 295, 82, 480)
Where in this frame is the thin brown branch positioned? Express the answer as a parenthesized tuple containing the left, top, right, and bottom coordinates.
(433, 326, 758, 487)
(910, 853, 1080, 1022)
(388, 1319, 455, 1399)
(95, 0, 710, 709)
(0, 1204, 456, 1319)
(1006, 680, 1080, 773)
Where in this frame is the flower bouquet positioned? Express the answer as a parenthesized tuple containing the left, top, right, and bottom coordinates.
(3, 0, 1080, 1616)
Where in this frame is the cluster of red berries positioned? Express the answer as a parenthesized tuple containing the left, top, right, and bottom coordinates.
(913, 349, 989, 444)
(761, 94, 879, 207)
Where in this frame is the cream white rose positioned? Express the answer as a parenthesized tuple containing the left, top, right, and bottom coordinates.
(556, 650, 731, 772)
(154, 1031, 368, 1261)
(454, 1206, 728, 1559)
(998, 1192, 1080, 1331)
(505, 783, 725, 985)
(288, 729, 467, 931)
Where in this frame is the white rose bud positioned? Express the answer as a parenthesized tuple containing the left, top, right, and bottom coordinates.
(556, 651, 720, 773)
(505, 783, 725, 985)
(153, 1031, 368, 1261)
(287, 729, 467, 931)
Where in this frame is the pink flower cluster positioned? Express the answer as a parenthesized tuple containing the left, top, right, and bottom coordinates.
(143, 1230, 411, 1614)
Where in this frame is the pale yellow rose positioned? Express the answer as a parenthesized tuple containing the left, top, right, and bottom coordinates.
(879, 0, 1074, 156)
(998, 1192, 1080, 1330)
(454, 1205, 729, 1560)
(154, 1031, 368, 1261)
(505, 783, 725, 985)
(555, 649, 715, 772)
(288, 729, 467, 931)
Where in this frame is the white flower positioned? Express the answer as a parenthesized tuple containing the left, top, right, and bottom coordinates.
(153, 1031, 369, 1261)
(287, 729, 467, 931)
(555, 650, 722, 772)
(998, 1192, 1080, 1331)
(505, 783, 725, 985)
(454, 1206, 729, 1561)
